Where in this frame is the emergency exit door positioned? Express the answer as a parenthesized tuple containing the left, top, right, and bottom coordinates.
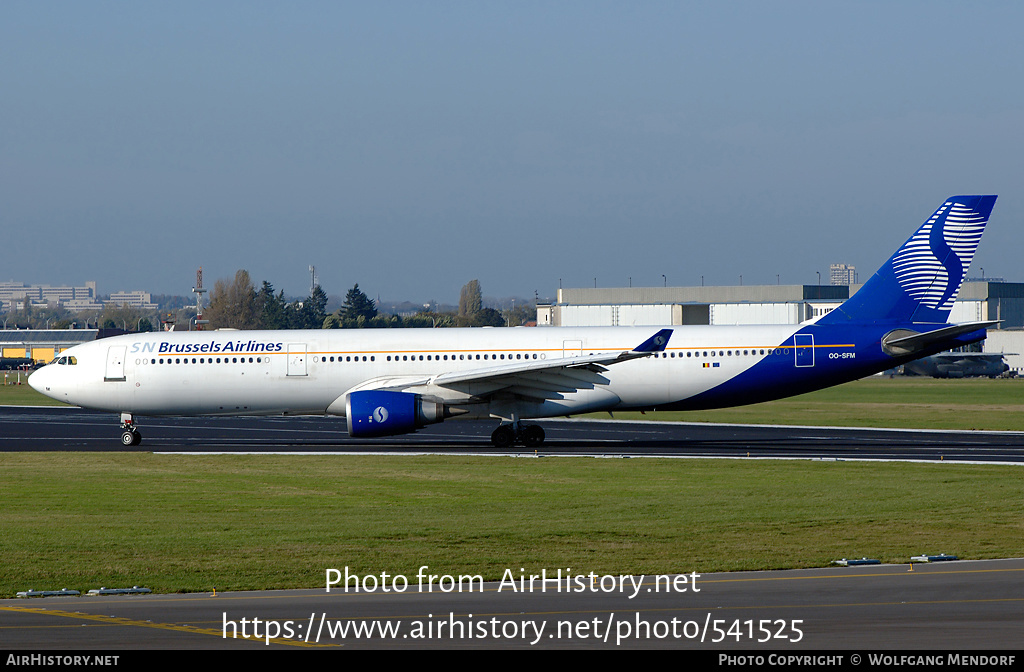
(104, 346, 126, 381)
(794, 334, 814, 368)
(287, 344, 307, 376)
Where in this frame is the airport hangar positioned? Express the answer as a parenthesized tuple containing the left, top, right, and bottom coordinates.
(1, 329, 100, 365)
(537, 280, 1024, 375)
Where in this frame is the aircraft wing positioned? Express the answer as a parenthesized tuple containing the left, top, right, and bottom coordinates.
(429, 328, 672, 387)
(333, 329, 673, 408)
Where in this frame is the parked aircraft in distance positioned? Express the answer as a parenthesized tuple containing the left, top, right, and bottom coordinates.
(903, 351, 1009, 378)
(30, 195, 998, 448)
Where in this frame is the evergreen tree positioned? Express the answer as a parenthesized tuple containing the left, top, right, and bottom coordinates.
(341, 284, 377, 321)
(255, 281, 288, 329)
(300, 285, 328, 329)
(470, 307, 505, 327)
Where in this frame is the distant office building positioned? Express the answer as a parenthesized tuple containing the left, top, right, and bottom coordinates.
(0, 281, 101, 311)
(0, 282, 160, 313)
(0, 280, 97, 304)
(107, 291, 158, 311)
(830, 264, 857, 286)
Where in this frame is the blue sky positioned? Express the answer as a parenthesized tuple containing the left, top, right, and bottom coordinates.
(3, 2, 1022, 302)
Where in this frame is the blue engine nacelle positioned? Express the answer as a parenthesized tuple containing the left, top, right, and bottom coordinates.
(346, 390, 446, 438)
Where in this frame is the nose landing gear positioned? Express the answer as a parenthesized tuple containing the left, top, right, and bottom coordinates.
(120, 413, 142, 447)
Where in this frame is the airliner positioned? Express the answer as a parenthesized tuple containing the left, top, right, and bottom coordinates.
(30, 195, 998, 448)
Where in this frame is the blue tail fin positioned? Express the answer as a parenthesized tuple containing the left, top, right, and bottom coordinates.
(819, 195, 997, 325)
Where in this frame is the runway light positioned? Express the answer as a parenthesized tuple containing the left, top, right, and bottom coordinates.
(16, 588, 81, 598)
(910, 553, 959, 563)
(86, 586, 152, 595)
(832, 558, 880, 566)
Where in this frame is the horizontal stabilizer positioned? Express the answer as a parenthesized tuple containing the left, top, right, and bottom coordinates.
(882, 321, 998, 356)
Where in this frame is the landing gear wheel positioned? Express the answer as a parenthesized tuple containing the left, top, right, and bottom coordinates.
(521, 425, 545, 447)
(121, 429, 141, 447)
(491, 424, 516, 448)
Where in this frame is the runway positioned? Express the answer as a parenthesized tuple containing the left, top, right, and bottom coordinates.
(3, 406, 1024, 463)
(2, 559, 1022, 650)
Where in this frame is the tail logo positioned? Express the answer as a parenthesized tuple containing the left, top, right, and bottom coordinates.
(891, 201, 987, 311)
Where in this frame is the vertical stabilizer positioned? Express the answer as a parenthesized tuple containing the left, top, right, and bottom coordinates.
(819, 195, 997, 325)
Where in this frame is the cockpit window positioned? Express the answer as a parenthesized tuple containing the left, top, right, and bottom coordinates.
(50, 356, 77, 366)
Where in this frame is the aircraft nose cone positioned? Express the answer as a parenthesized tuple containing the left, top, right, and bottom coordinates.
(27, 368, 44, 393)
(28, 367, 53, 396)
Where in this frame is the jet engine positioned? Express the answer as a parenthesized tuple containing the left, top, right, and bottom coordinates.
(345, 390, 446, 437)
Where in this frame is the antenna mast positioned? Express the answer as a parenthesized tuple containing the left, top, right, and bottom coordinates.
(192, 267, 209, 331)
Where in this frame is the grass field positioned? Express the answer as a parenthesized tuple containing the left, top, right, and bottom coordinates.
(1, 453, 1021, 595)
(3, 375, 1023, 596)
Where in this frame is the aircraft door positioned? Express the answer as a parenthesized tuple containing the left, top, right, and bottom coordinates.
(794, 334, 814, 368)
(104, 346, 127, 381)
(287, 344, 307, 376)
(563, 340, 583, 358)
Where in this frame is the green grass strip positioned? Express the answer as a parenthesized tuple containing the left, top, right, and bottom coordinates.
(1, 453, 1021, 595)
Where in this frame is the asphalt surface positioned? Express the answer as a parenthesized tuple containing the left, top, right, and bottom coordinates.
(2, 406, 1024, 462)
(2, 559, 1021, 650)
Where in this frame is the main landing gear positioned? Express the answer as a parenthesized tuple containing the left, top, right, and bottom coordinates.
(120, 412, 142, 447)
(490, 423, 545, 449)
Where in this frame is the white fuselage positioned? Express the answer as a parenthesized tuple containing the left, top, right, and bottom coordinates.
(30, 324, 810, 420)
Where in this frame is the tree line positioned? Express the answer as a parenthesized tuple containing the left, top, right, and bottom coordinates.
(204, 271, 531, 330)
